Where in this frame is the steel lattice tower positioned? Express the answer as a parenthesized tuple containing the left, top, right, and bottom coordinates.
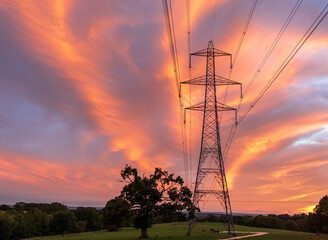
(182, 41, 241, 235)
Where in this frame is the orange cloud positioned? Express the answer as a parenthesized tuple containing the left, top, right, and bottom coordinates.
(0, 149, 120, 201)
(2, 0, 173, 172)
(1, 0, 327, 214)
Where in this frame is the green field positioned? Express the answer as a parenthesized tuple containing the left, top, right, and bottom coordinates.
(28, 222, 328, 240)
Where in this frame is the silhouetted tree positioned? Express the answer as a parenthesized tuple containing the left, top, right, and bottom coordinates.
(52, 210, 77, 236)
(22, 208, 51, 237)
(120, 165, 196, 238)
(283, 219, 298, 231)
(0, 212, 12, 240)
(0, 205, 12, 211)
(308, 195, 328, 233)
(102, 197, 132, 230)
(74, 207, 101, 231)
(157, 204, 187, 223)
(13, 202, 67, 214)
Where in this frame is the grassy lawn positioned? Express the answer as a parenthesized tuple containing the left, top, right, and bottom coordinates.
(28, 222, 328, 240)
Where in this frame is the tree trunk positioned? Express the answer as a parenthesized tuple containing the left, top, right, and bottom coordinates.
(139, 227, 149, 238)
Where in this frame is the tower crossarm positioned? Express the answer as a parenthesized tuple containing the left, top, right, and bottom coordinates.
(181, 75, 242, 97)
(189, 41, 232, 68)
(186, 102, 237, 124)
(186, 101, 236, 112)
(181, 75, 241, 86)
(197, 190, 225, 197)
(191, 48, 231, 57)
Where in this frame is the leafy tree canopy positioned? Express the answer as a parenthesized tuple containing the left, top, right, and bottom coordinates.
(308, 195, 328, 233)
(120, 165, 197, 238)
(314, 195, 328, 215)
(52, 210, 77, 236)
(102, 197, 132, 230)
(0, 205, 12, 211)
(13, 202, 67, 214)
(74, 207, 101, 231)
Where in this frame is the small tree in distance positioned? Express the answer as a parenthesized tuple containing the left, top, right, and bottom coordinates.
(102, 197, 132, 230)
(52, 210, 77, 236)
(120, 165, 197, 238)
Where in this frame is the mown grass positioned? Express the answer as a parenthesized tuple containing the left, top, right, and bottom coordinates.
(28, 222, 328, 240)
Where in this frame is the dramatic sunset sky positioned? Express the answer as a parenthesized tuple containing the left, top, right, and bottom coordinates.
(1, 0, 327, 214)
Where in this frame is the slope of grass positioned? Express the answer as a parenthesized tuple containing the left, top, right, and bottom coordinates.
(28, 222, 328, 240)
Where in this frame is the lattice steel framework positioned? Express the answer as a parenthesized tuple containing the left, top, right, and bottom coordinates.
(182, 41, 241, 235)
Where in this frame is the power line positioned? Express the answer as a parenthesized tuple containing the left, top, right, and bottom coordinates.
(186, 0, 192, 189)
(210, 0, 258, 206)
(239, 2, 328, 123)
(167, 0, 190, 187)
(162, 0, 183, 107)
(223, 2, 328, 160)
(219, 0, 258, 123)
(223, 0, 303, 159)
(162, 0, 189, 186)
(232, 0, 258, 68)
(243, 0, 303, 96)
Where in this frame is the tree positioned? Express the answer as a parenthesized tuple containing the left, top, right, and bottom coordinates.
(52, 210, 77, 236)
(74, 207, 101, 231)
(22, 208, 50, 238)
(13, 202, 67, 214)
(156, 203, 187, 223)
(0, 212, 12, 240)
(102, 197, 132, 230)
(0, 205, 12, 211)
(41, 202, 68, 214)
(314, 195, 328, 215)
(120, 165, 196, 238)
(283, 219, 298, 231)
(308, 195, 328, 233)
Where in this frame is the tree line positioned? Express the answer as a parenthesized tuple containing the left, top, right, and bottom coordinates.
(0, 165, 196, 239)
(0, 200, 186, 239)
(0, 165, 327, 239)
(198, 195, 328, 234)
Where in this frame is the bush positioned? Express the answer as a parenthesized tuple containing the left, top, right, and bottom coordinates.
(0, 212, 12, 240)
(0, 205, 12, 211)
(107, 225, 119, 232)
(76, 221, 86, 233)
(52, 210, 77, 235)
(74, 207, 101, 231)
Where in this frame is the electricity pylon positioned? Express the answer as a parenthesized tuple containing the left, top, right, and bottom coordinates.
(182, 41, 241, 235)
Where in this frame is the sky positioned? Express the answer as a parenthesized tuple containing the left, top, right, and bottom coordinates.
(0, 0, 327, 214)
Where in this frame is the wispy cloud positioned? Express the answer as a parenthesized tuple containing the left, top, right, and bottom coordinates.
(0, 0, 327, 214)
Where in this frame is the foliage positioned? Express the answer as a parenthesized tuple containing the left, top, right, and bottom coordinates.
(102, 197, 132, 230)
(0, 204, 12, 211)
(13, 202, 67, 214)
(52, 210, 77, 235)
(308, 195, 328, 233)
(0, 211, 12, 240)
(1, 191, 326, 239)
(76, 220, 87, 233)
(198, 214, 222, 223)
(120, 165, 196, 238)
(107, 225, 119, 232)
(156, 205, 187, 223)
(22, 208, 52, 238)
(74, 207, 101, 231)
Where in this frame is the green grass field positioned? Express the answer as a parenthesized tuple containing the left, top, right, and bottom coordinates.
(28, 222, 328, 240)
